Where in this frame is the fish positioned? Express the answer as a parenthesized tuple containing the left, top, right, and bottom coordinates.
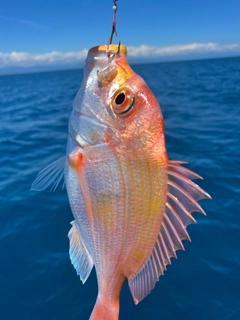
(32, 44, 211, 320)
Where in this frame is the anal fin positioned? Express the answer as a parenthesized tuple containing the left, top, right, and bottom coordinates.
(128, 161, 211, 304)
(68, 221, 93, 284)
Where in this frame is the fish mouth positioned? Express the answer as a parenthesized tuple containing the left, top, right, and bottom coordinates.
(86, 44, 127, 63)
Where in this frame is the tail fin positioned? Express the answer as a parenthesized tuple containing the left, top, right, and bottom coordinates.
(89, 295, 119, 320)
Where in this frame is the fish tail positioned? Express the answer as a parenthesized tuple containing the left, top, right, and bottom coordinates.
(89, 295, 119, 320)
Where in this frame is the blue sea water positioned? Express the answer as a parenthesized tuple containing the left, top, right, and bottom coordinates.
(0, 56, 240, 320)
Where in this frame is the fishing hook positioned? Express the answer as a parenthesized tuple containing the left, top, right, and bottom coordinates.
(117, 41, 121, 54)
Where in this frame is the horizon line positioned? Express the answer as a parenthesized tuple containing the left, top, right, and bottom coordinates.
(0, 53, 239, 77)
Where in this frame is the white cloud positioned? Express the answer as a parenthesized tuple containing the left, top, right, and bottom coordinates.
(127, 43, 240, 57)
(0, 43, 239, 69)
(0, 50, 88, 68)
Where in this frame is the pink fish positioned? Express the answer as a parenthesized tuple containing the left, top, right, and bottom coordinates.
(32, 44, 211, 320)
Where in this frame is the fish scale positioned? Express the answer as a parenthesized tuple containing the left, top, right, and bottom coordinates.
(80, 152, 167, 281)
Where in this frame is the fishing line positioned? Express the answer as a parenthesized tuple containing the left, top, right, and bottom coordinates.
(107, 0, 118, 57)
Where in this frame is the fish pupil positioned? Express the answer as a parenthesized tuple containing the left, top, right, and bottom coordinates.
(115, 92, 125, 105)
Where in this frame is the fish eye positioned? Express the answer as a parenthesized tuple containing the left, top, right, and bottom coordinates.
(115, 92, 125, 105)
(111, 88, 135, 116)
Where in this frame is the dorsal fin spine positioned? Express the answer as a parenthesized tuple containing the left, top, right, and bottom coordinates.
(167, 192, 197, 224)
(164, 214, 184, 250)
(159, 233, 171, 265)
(167, 180, 206, 214)
(162, 225, 177, 259)
(168, 164, 203, 180)
(166, 202, 191, 240)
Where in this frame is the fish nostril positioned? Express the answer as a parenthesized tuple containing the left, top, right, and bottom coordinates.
(115, 92, 125, 105)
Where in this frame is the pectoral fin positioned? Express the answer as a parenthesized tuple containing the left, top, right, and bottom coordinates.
(31, 156, 66, 191)
(128, 161, 211, 304)
(68, 221, 93, 284)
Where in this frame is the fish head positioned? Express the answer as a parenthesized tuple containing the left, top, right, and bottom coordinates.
(69, 44, 165, 154)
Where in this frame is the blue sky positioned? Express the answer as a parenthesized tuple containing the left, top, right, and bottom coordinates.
(0, 0, 240, 73)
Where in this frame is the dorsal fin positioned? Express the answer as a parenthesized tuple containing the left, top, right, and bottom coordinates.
(68, 221, 94, 284)
(128, 161, 211, 304)
(31, 156, 66, 191)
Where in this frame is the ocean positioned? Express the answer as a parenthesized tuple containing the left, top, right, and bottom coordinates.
(0, 56, 240, 320)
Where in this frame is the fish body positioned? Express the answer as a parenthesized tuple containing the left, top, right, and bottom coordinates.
(32, 44, 210, 320)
